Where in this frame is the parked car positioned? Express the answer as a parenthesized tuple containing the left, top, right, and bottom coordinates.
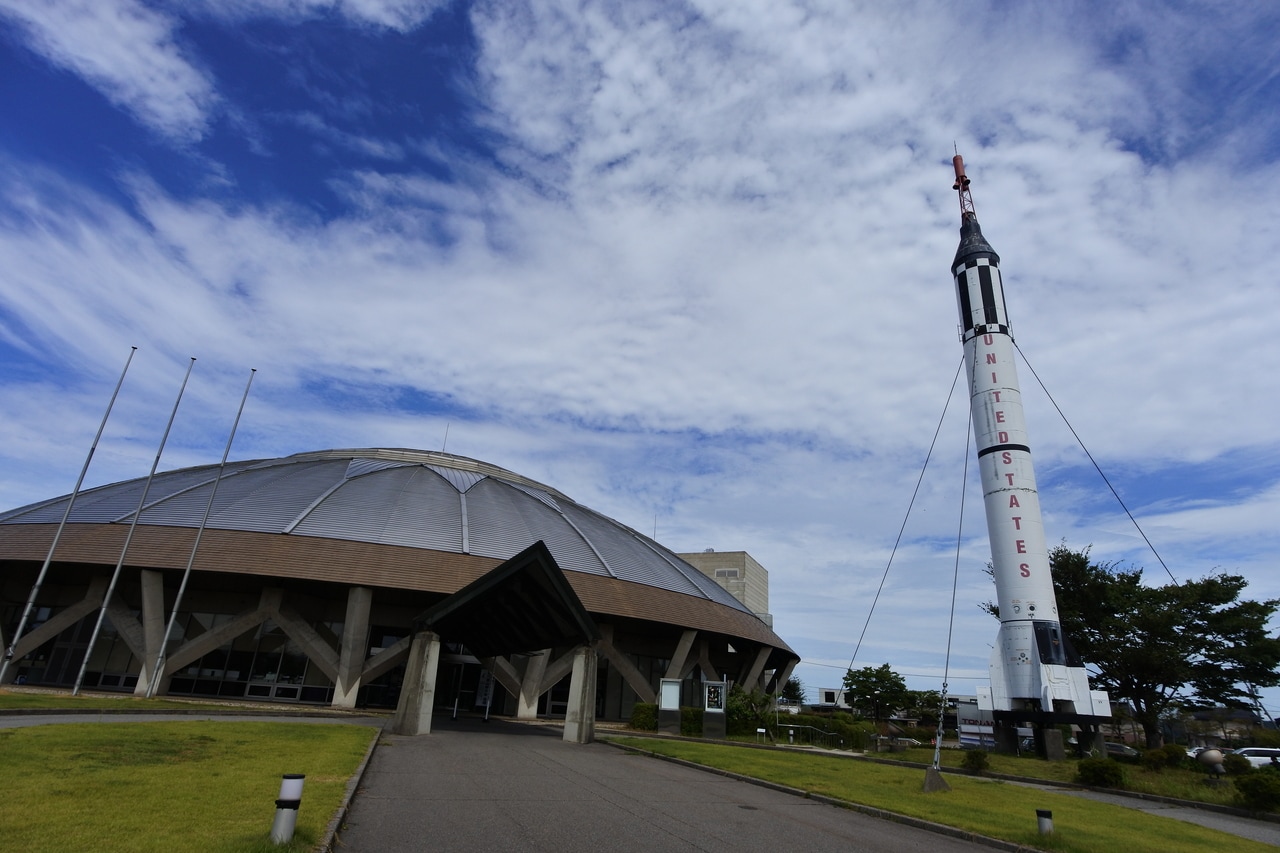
(1105, 742, 1139, 757)
(1232, 747, 1280, 768)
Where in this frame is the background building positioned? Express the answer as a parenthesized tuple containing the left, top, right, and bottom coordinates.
(678, 550, 772, 628)
(0, 449, 797, 721)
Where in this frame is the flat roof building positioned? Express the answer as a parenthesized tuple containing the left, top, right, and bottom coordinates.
(678, 550, 772, 628)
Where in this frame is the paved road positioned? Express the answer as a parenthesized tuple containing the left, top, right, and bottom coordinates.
(335, 718, 996, 853)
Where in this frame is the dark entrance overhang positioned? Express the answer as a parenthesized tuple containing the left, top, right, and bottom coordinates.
(412, 540, 599, 658)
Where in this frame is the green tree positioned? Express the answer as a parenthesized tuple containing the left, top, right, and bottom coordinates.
(901, 689, 943, 727)
(726, 685, 772, 736)
(780, 675, 806, 705)
(842, 663, 910, 727)
(987, 545, 1280, 748)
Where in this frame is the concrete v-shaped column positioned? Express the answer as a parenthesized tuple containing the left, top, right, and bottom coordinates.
(332, 586, 372, 708)
(595, 624, 655, 704)
(390, 630, 442, 735)
(562, 645, 597, 744)
(517, 649, 551, 719)
(0, 577, 108, 684)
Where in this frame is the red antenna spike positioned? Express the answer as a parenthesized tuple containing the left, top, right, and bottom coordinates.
(952, 154, 976, 221)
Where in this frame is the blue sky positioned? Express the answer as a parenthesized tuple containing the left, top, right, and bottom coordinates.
(1, 0, 1279, 714)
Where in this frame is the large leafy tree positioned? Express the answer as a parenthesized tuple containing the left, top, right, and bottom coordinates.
(842, 663, 910, 726)
(901, 689, 944, 727)
(988, 545, 1280, 747)
(780, 675, 806, 705)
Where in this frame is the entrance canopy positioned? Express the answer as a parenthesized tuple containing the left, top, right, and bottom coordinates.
(413, 540, 599, 658)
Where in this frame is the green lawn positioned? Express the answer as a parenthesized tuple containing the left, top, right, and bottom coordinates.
(0, 721, 376, 852)
(888, 745, 1238, 806)
(0, 688, 239, 712)
(609, 737, 1272, 853)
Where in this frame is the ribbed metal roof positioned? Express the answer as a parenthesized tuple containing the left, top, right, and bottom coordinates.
(0, 448, 752, 615)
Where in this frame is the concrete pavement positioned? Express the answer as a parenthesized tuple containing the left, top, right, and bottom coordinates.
(335, 717, 1000, 853)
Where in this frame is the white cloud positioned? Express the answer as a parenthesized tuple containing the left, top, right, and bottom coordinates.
(2, 0, 1279, 708)
(0, 0, 217, 141)
(177, 0, 449, 31)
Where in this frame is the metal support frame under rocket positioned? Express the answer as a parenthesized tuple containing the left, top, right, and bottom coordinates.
(950, 156, 1110, 722)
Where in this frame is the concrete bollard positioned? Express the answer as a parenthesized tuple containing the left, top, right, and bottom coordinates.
(271, 774, 306, 845)
(1036, 809, 1053, 834)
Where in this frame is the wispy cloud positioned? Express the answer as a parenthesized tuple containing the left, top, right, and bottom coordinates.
(1, 0, 1278, 705)
(0, 0, 217, 141)
(177, 0, 450, 31)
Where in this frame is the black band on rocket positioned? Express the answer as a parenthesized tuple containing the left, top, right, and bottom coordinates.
(977, 443, 1031, 458)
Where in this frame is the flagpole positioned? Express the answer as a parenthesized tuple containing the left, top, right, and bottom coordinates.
(0, 347, 137, 685)
(73, 357, 195, 695)
(146, 368, 255, 698)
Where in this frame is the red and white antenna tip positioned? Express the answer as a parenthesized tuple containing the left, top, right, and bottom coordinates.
(952, 153, 976, 220)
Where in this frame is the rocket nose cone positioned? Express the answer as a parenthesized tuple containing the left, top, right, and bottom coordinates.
(953, 216, 999, 268)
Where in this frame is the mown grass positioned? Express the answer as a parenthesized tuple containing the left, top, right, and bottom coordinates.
(0, 688, 235, 712)
(609, 737, 1272, 853)
(0, 721, 376, 853)
(890, 746, 1237, 807)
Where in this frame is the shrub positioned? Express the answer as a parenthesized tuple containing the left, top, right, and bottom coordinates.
(1076, 757, 1125, 788)
(900, 725, 936, 743)
(629, 703, 657, 731)
(960, 749, 989, 773)
(1161, 743, 1189, 768)
(778, 712, 875, 750)
(1234, 771, 1280, 812)
(1141, 749, 1168, 772)
(680, 706, 703, 737)
(725, 686, 771, 736)
(1223, 753, 1253, 776)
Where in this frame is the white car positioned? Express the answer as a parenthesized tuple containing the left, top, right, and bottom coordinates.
(1232, 747, 1280, 768)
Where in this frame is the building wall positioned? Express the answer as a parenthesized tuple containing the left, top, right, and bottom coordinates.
(678, 550, 771, 627)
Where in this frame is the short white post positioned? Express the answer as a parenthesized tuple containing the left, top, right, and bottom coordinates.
(1036, 809, 1053, 834)
(271, 774, 305, 844)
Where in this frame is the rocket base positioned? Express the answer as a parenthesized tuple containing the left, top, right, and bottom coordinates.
(979, 621, 1111, 756)
(989, 711, 1109, 759)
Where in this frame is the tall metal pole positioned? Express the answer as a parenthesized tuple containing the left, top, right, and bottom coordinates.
(0, 346, 137, 685)
(73, 357, 196, 695)
(146, 368, 255, 698)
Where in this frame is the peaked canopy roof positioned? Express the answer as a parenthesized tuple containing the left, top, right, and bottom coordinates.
(416, 540, 599, 658)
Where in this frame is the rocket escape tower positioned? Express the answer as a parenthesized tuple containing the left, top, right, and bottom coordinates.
(950, 155, 1111, 753)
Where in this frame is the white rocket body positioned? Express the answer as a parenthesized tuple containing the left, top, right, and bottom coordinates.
(952, 215, 1110, 719)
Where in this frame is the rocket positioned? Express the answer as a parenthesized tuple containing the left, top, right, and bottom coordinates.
(950, 155, 1110, 721)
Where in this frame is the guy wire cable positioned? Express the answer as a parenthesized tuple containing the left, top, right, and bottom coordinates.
(847, 354, 966, 672)
(1013, 341, 1175, 583)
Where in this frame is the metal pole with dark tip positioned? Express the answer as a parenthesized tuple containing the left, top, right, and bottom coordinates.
(0, 346, 136, 685)
(271, 774, 305, 845)
(1037, 809, 1053, 834)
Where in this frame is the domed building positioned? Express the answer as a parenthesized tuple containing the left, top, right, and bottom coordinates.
(0, 449, 797, 735)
